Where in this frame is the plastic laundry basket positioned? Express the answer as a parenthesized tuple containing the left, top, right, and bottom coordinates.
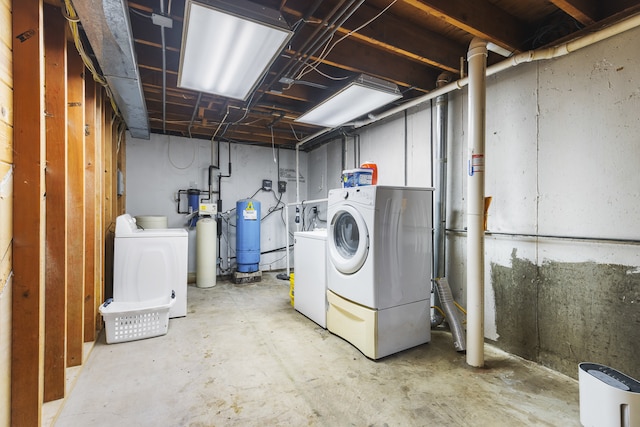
(99, 291, 176, 344)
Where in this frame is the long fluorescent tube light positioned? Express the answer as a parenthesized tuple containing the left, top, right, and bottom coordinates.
(295, 75, 402, 128)
(178, 0, 293, 100)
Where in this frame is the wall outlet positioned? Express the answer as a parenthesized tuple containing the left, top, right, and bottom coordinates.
(278, 181, 287, 193)
(262, 179, 272, 191)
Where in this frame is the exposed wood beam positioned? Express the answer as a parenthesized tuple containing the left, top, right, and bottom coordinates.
(284, 3, 464, 73)
(549, 0, 598, 25)
(310, 39, 439, 92)
(84, 77, 97, 343)
(402, 0, 528, 52)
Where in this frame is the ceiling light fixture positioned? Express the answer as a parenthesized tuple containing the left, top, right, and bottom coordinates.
(295, 75, 402, 128)
(178, 0, 293, 100)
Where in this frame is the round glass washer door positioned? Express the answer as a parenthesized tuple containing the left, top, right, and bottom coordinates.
(328, 204, 369, 274)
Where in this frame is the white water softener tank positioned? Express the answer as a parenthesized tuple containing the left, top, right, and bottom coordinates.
(196, 217, 217, 288)
(579, 363, 640, 427)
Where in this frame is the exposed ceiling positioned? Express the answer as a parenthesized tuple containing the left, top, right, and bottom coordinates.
(114, 0, 640, 148)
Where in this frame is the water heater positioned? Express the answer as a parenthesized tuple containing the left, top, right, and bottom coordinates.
(236, 199, 260, 273)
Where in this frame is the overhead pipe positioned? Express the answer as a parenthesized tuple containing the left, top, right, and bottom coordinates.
(466, 38, 488, 368)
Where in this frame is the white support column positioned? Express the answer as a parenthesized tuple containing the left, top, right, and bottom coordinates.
(466, 38, 488, 368)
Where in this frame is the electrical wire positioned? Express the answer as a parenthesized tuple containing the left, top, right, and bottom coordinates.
(63, 0, 121, 119)
(432, 305, 446, 319)
(296, 0, 399, 81)
(129, 7, 152, 19)
(289, 123, 303, 142)
(259, 252, 289, 270)
(167, 135, 198, 170)
(454, 301, 467, 315)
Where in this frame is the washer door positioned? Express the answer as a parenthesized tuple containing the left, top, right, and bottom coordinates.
(328, 204, 369, 274)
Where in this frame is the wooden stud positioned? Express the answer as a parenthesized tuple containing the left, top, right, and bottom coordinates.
(43, 3, 68, 402)
(103, 100, 114, 300)
(83, 77, 96, 342)
(66, 44, 85, 367)
(11, 0, 46, 425)
(94, 88, 104, 332)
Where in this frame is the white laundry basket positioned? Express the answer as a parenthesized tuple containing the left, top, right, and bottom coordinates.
(100, 291, 176, 344)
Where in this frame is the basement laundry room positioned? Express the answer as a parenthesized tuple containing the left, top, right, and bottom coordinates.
(2, 1, 640, 426)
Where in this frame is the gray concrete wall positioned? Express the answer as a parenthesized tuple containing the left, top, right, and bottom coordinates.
(310, 25, 640, 379)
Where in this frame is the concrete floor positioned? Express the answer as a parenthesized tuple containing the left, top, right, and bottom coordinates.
(53, 272, 580, 426)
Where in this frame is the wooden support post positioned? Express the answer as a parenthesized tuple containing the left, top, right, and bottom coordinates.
(84, 77, 97, 342)
(1, 0, 15, 424)
(11, 0, 46, 425)
(43, 3, 68, 403)
(66, 45, 85, 367)
(94, 88, 104, 331)
(103, 100, 114, 300)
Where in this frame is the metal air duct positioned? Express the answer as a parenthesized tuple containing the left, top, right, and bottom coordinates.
(71, 0, 150, 139)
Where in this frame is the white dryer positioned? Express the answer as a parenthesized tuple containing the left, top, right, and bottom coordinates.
(325, 186, 433, 359)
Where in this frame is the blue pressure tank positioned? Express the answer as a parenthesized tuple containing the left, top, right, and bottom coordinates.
(236, 199, 260, 273)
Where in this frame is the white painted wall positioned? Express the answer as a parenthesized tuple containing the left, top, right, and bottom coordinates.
(126, 133, 305, 275)
(355, 115, 409, 186)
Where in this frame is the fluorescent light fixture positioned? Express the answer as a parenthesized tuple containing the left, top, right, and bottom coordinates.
(295, 75, 402, 127)
(178, 0, 293, 100)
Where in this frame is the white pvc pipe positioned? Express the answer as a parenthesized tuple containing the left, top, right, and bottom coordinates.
(466, 38, 488, 368)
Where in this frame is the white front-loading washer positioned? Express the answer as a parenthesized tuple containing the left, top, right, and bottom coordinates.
(325, 185, 433, 359)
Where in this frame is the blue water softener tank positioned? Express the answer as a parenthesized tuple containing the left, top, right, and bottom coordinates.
(236, 199, 260, 273)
